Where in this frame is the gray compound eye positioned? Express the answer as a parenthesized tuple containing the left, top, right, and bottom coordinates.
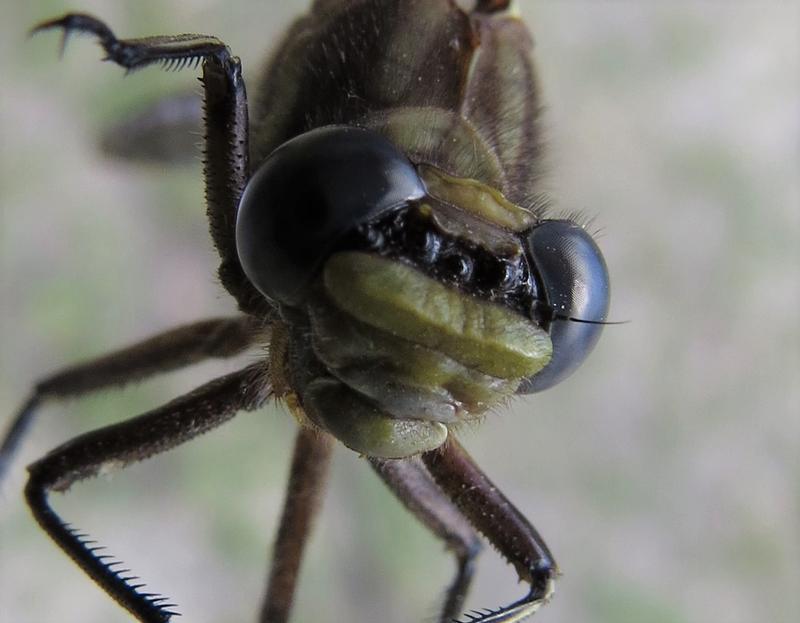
(236, 125, 426, 306)
(518, 220, 610, 394)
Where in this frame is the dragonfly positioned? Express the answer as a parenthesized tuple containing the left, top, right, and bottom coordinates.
(0, 1, 610, 622)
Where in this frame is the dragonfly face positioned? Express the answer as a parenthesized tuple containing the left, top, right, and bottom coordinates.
(1, 2, 611, 622)
(236, 123, 610, 457)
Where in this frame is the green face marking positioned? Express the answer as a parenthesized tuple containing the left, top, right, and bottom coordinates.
(419, 165, 536, 231)
(322, 252, 552, 380)
(303, 379, 448, 459)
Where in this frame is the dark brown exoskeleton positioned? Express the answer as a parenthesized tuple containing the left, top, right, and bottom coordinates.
(1, 1, 611, 622)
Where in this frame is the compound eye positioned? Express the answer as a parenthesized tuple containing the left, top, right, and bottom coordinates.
(236, 126, 426, 305)
(518, 220, 610, 394)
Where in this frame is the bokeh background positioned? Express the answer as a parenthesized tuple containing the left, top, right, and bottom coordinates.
(1, 2, 797, 623)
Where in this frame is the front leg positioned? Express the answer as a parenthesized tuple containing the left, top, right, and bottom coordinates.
(370, 456, 482, 622)
(25, 363, 271, 622)
(421, 437, 558, 623)
(33, 13, 268, 316)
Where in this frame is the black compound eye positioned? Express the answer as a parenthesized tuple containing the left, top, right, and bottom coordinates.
(518, 220, 610, 394)
(236, 126, 426, 305)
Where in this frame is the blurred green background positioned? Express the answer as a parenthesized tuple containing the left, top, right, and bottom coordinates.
(1, 2, 797, 623)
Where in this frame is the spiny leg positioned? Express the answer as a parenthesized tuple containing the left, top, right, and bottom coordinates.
(30, 13, 229, 70)
(0, 316, 261, 483)
(32, 13, 268, 316)
(25, 362, 271, 623)
(421, 437, 558, 623)
(259, 427, 333, 623)
(370, 456, 482, 623)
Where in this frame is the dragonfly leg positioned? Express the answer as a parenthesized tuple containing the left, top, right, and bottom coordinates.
(259, 427, 334, 623)
(421, 437, 558, 623)
(31, 13, 267, 316)
(24, 362, 271, 622)
(371, 456, 483, 623)
(0, 316, 261, 483)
